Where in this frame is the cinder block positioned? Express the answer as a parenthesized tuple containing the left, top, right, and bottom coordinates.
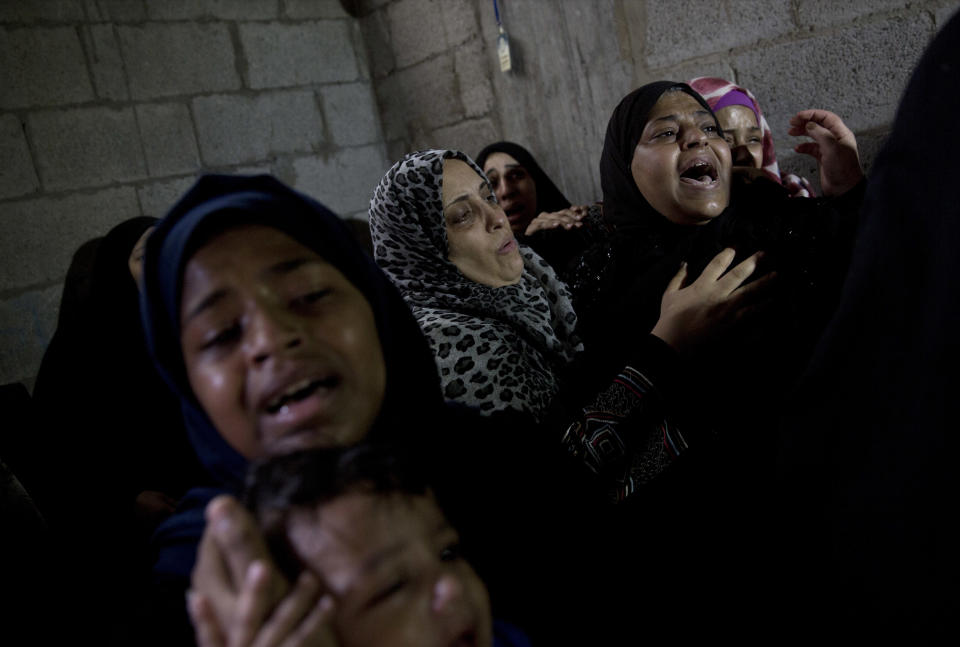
(29, 106, 146, 191)
(0, 285, 62, 386)
(441, 0, 478, 47)
(119, 23, 240, 100)
(321, 82, 382, 146)
(82, 0, 147, 22)
(648, 57, 735, 84)
(136, 103, 200, 177)
(454, 38, 493, 119)
(359, 9, 395, 79)
(777, 128, 890, 194)
(427, 117, 498, 160)
(285, 0, 349, 19)
(388, 0, 447, 68)
(0, 27, 94, 109)
(0, 114, 40, 200)
(735, 12, 933, 163)
(240, 21, 359, 89)
(192, 90, 325, 166)
(0, 1, 84, 23)
(374, 55, 462, 141)
(82, 24, 129, 101)
(232, 164, 274, 175)
(797, 0, 910, 28)
(0, 187, 140, 292)
(144, 0, 278, 20)
(137, 175, 197, 218)
(291, 145, 388, 215)
(386, 138, 411, 167)
(645, 0, 793, 68)
(935, 3, 959, 29)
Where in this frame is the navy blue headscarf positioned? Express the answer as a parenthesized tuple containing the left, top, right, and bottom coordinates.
(140, 174, 443, 579)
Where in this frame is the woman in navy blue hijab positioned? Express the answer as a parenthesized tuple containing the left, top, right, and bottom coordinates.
(136, 174, 444, 643)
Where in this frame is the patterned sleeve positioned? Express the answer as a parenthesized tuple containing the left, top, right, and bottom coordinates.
(559, 358, 688, 503)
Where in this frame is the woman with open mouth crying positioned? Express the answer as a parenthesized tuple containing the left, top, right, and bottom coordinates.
(561, 80, 865, 638)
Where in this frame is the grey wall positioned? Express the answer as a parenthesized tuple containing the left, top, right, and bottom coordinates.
(0, 0, 389, 387)
(365, 0, 958, 202)
(2, 0, 958, 388)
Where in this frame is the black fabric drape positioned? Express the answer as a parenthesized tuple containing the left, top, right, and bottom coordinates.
(778, 11, 960, 638)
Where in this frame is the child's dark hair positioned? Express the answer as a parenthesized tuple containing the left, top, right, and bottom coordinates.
(243, 443, 430, 581)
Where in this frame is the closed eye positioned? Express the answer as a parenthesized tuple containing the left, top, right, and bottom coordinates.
(202, 322, 241, 350)
(447, 210, 473, 226)
(291, 289, 331, 308)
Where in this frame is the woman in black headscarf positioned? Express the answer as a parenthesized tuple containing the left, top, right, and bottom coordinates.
(30, 216, 209, 644)
(476, 141, 576, 232)
(557, 83, 866, 639)
(573, 81, 865, 437)
(34, 217, 204, 527)
(476, 141, 605, 270)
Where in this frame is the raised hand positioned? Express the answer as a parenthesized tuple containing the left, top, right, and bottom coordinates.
(788, 109, 863, 197)
(524, 205, 589, 235)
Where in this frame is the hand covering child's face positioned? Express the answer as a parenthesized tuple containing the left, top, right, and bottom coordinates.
(287, 491, 493, 647)
(630, 90, 732, 226)
(179, 225, 386, 458)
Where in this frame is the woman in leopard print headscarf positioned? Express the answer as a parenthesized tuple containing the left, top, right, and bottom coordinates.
(368, 149, 756, 504)
(369, 149, 582, 420)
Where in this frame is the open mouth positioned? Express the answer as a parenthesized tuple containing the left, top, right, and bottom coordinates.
(502, 203, 526, 221)
(679, 161, 719, 185)
(265, 376, 340, 415)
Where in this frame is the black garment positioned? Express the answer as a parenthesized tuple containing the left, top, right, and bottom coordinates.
(564, 81, 864, 639)
(778, 12, 960, 639)
(29, 217, 208, 645)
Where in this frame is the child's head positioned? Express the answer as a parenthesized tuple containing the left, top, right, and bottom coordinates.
(245, 446, 493, 647)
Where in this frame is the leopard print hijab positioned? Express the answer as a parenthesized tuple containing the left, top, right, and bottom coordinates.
(369, 149, 582, 419)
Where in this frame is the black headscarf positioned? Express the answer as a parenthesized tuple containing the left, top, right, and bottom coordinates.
(33, 216, 204, 511)
(599, 81, 718, 232)
(476, 141, 571, 215)
(141, 174, 443, 579)
(778, 11, 960, 637)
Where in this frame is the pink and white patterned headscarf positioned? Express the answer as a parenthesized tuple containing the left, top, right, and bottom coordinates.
(688, 76, 780, 183)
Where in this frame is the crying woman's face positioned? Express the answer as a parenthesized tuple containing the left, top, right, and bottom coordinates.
(630, 89, 732, 226)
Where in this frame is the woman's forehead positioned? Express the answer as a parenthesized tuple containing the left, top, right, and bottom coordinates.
(647, 90, 710, 122)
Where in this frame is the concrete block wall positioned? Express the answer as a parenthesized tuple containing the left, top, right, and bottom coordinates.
(3, 0, 958, 388)
(0, 0, 389, 388)
(364, 0, 958, 202)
